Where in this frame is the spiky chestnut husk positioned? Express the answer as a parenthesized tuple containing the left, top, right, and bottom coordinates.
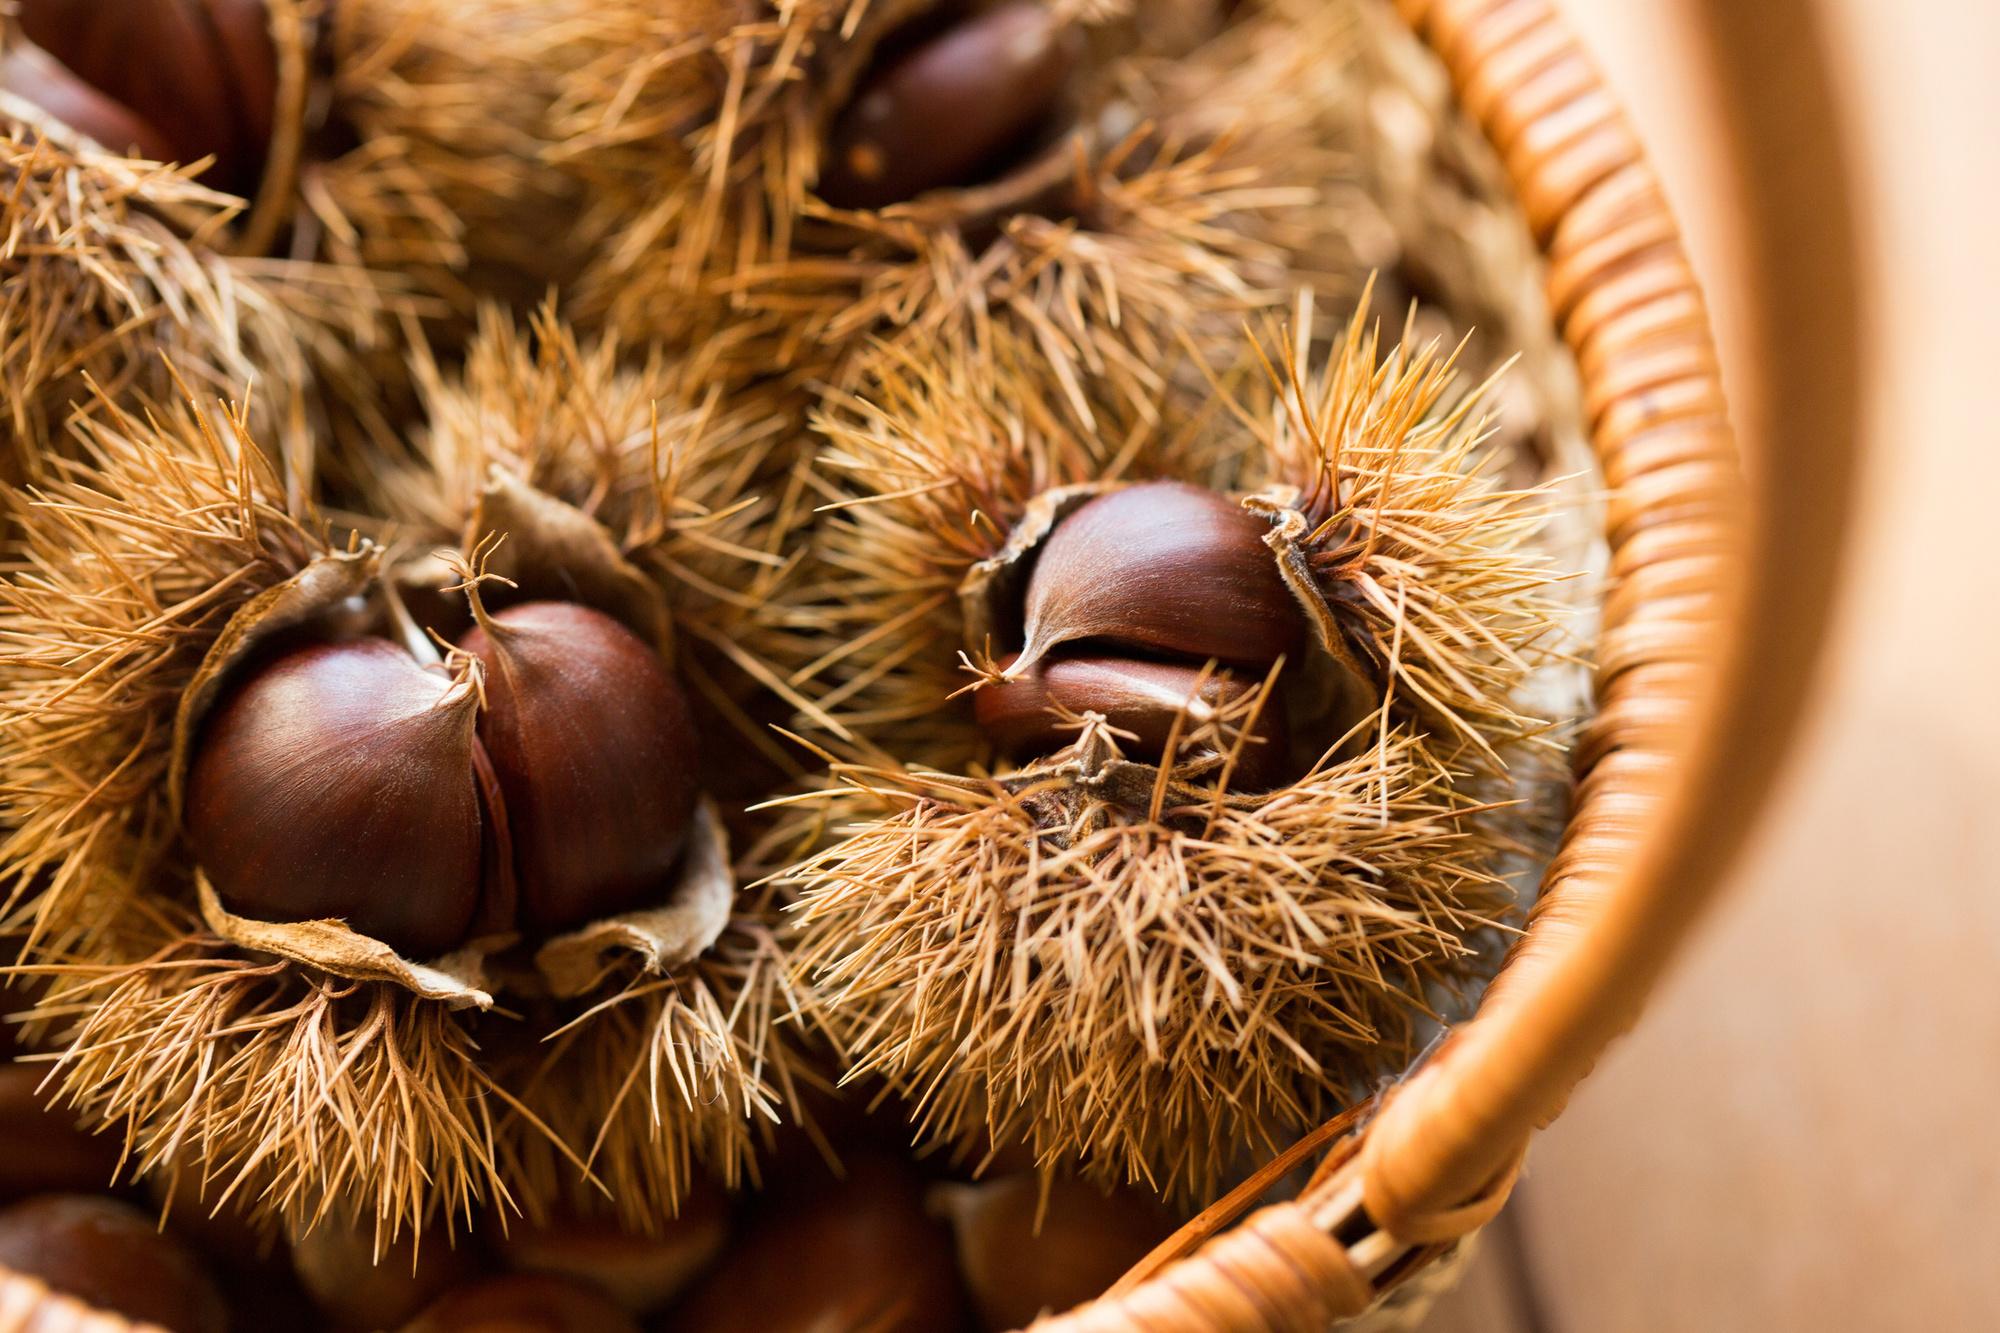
(11, 907, 558, 1243)
(791, 308, 1566, 777)
(785, 721, 1516, 1201)
(776, 311, 1576, 1197)
(493, 888, 814, 1237)
(0, 392, 330, 951)
(303, 0, 612, 318)
(558, 0, 1361, 400)
(364, 306, 824, 800)
(0, 119, 379, 491)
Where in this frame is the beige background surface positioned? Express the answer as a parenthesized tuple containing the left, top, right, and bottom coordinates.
(1420, 2, 2000, 1330)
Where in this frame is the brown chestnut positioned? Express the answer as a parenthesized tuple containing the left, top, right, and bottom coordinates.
(669, 1152, 970, 1333)
(291, 1220, 478, 1333)
(148, 1168, 322, 1331)
(975, 652, 1290, 785)
(932, 1174, 1177, 1332)
(456, 601, 698, 935)
(0, 43, 175, 160)
(146, 1164, 276, 1268)
(489, 1183, 726, 1316)
(0, 1194, 228, 1333)
(184, 637, 495, 959)
(399, 1273, 642, 1333)
(1012, 481, 1303, 676)
(0, 1065, 123, 1203)
(820, 1, 1079, 209)
(16, 0, 278, 194)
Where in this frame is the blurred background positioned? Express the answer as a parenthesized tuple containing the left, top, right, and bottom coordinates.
(1425, 2, 1999, 1329)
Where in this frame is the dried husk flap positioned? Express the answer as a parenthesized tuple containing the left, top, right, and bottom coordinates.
(466, 469, 676, 666)
(196, 875, 495, 1007)
(785, 716, 1517, 1200)
(167, 547, 380, 816)
(1250, 490, 1381, 733)
(534, 798, 735, 999)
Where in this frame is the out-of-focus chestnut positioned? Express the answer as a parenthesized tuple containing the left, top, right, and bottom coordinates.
(183, 638, 496, 959)
(820, 2, 1080, 209)
(0, 43, 174, 160)
(489, 1181, 726, 1316)
(930, 1174, 1178, 1331)
(0, 1194, 228, 1333)
(15, 0, 278, 194)
(291, 1220, 478, 1333)
(0, 1066, 123, 1204)
(669, 1152, 970, 1333)
(398, 1273, 642, 1333)
(456, 601, 699, 935)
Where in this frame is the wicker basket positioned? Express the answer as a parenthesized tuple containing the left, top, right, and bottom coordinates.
(0, 0, 1855, 1327)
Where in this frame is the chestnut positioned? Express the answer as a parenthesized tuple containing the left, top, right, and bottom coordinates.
(399, 1273, 641, 1333)
(669, 1152, 970, 1333)
(146, 1165, 276, 1268)
(0, 1194, 228, 1333)
(291, 1220, 478, 1333)
(974, 652, 1290, 785)
(184, 637, 495, 959)
(0, 1065, 123, 1203)
(489, 1182, 727, 1316)
(456, 601, 699, 935)
(15, 0, 278, 194)
(1012, 481, 1304, 676)
(0, 43, 174, 160)
(148, 1170, 321, 1333)
(931, 1174, 1177, 1332)
(820, 1, 1080, 209)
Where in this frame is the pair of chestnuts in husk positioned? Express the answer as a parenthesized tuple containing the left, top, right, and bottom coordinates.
(185, 597, 699, 959)
(973, 479, 1304, 789)
(5, 0, 277, 195)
